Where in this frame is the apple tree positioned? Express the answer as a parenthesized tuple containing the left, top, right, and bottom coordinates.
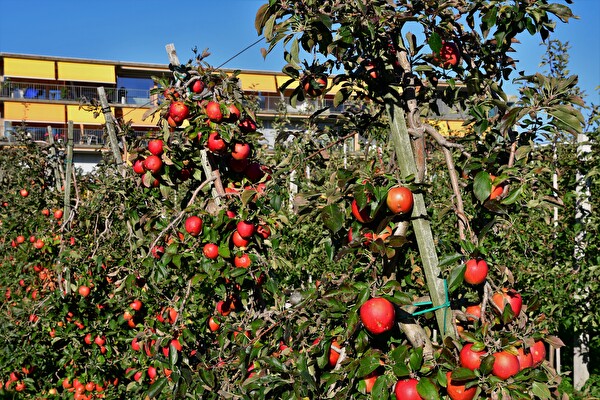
(255, 0, 584, 398)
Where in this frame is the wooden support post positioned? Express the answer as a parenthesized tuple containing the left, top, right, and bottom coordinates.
(385, 97, 455, 339)
(63, 121, 74, 226)
(46, 125, 63, 191)
(97, 86, 125, 176)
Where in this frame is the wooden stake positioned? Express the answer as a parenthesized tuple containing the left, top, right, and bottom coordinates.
(46, 125, 63, 191)
(386, 96, 455, 339)
(63, 121, 74, 226)
(97, 86, 125, 176)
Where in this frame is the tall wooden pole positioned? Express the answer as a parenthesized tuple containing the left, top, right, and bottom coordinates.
(97, 86, 125, 176)
(386, 97, 455, 339)
(63, 121, 74, 225)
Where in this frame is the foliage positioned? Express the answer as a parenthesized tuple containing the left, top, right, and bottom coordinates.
(0, 1, 597, 399)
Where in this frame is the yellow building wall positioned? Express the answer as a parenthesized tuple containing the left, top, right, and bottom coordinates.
(4, 102, 65, 123)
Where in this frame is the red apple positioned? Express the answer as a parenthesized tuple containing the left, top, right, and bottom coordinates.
(394, 378, 422, 400)
(203, 243, 219, 259)
(190, 80, 205, 93)
(143, 155, 163, 174)
(238, 116, 257, 133)
(492, 289, 523, 321)
(464, 258, 488, 285)
(227, 104, 241, 122)
(231, 142, 251, 160)
(530, 341, 546, 366)
(147, 139, 164, 156)
(360, 297, 395, 335)
(517, 347, 533, 370)
(236, 220, 255, 238)
(205, 101, 223, 122)
(207, 131, 227, 153)
(459, 343, 486, 371)
(168, 101, 189, 125)
(446, 371, 476, 400)
(492, 350, 520, 380)
(185, 216, 203, 237)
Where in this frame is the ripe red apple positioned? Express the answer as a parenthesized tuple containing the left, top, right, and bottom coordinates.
(130, 299, 142, 311)
(78, 285, 90, 297)
(131, 338, 141, 351)
(517, 347, 533, 370)
(232, 230, 251, 248)
(244, 162, 266, 183)
(205, 101, 223, 122)
(236, 220, 255, 238)
(459, 343, 486, 371)
(304, 76, 327, 97)
(238, 116, 257, 133)
(360, 297, 395, 335)
(54, 209, 63, 220)
(168, 101, 189, 125)
(492, 289, 523, 321)
(464, 258, 488, 285)
(147, 139, 164, 156)
(464, 304, 482, 322)
(328, 340, 342, 368)
(446, 371, 477, 400)
(227, 104, 241, 122)
(351, 199, 372, 223)
(20, 189, 29, 197)
(492, 350, 520, 380)
(203, 243, 219, 259)
(94, 335, 106, 346)
(216, 300, 231, 316)
(231, 142, 251, 160)
(234, 253, 251, 268)
(386, 186, 414, 215)
(147, 366, 157, 380)
(364, 61, 378, 79)
(84, 333, 93, 345)
(394, 378, 423, 400)
(143, 155, 163, 174)
(185, 216, 203, 237)
(190, 80, 205, 94)
(207, 131, 227, 153)
(133, 159, 145, 174)
(362, 371, 379, 393)
(256, 224, 271, 240)
(530, 341, 546, 366)
(434, 41, 460, 68)
(208, 316, 220, 332)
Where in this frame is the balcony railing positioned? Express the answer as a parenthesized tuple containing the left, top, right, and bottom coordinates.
(0, 81, 150, 105)
(0, 80, 346, 114)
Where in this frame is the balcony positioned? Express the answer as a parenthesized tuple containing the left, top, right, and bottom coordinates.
(1, 80, 346, 114)
(0, 81, 150, 105)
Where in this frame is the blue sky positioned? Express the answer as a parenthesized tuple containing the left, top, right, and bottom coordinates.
(0, 0, 598, 107)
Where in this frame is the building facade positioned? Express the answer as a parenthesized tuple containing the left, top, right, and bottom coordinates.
(0, 53, 467, 172)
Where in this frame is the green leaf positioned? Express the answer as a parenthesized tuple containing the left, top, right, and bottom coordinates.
(479, 354, 495, 375)
(451, 367, 477, 381)
(409, 347, 423, 371)
(417, 377, 440, 400)
(371, 373, 391, 400)
(447, 264, 465, 294)
(321, 204, 344, 233)
(146, 377, 168, 398)
(428, 33, 442, 53)
(501, 186, 523, 205)
(473, 171, 492, 203)
(356, 352, 382, 378)
(531, 381, 552, 399)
